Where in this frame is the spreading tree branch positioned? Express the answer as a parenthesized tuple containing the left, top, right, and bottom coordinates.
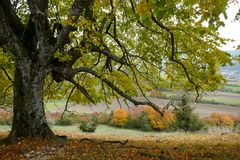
(64, 47, 82, 67)
(0, 6, 30, 61)
(0, 0, 25, 38)
(67, 78, 95, 104)
(72, 67, 164, 116)
(151, 13, 201, 100)
(92, 44, 128, 65)
(26, 0, 55, 64)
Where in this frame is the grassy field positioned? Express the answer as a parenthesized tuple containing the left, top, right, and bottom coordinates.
(201, 96, 240, 106)
(52, 124, 189, 137)
(199, 91, 240, 106)
(221, 84, 240, 93)
(0, 124, 189, 137)
(0, 124, 237, 138)
(225, 84, 240, 91)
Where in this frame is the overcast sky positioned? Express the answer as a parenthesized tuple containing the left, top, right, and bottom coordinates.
(219, 1, 240, 50)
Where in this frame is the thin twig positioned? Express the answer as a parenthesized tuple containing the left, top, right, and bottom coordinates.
(1, 67, 14, 83)
(61, 86, 76, 119)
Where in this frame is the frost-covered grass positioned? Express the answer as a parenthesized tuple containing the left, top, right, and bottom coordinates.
(52, 124, 180, 137)
(0, 124, 238, 137)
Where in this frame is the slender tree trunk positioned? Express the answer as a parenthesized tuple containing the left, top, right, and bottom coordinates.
(6, 62, 54, 142)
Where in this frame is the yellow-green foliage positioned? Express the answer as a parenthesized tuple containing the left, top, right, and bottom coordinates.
(107, 71, 137, 96)
(144, 106, 174, 130)
(204, 112, 235, 128)
(113, 108, 128, 127)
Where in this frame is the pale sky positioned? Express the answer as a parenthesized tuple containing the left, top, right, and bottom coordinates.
(219, 1, 240, 50)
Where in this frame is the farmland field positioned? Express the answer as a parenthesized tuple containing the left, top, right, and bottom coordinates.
(44, 95, 240, 118)
(223, 84, 240, 92)
(200, 91, 240, 106)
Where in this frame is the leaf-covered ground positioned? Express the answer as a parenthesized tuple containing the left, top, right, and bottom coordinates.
(0, 131, 239, 160)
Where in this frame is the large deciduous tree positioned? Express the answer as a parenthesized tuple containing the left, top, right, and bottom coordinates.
(0, 0, 233, 141)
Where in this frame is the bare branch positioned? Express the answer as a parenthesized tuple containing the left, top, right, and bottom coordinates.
(61, 86, 76, 119)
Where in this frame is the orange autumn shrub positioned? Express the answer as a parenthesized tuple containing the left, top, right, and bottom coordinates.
(143, 106, 174, 130)
(204, 112, 234, 128)
(113, 108, 128, 127)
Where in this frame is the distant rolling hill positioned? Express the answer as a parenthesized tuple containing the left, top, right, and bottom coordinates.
(221, 50, 240, 81)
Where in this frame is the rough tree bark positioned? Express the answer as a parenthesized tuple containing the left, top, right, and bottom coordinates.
(7, 64, 54, 142)
(0, 0, 57, 142)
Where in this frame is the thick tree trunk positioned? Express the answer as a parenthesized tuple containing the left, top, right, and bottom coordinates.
(6, 63, 54, 142)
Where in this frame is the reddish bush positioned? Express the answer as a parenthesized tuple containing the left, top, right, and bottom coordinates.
(97, 113, 111, 124)
(46, 112, 61, 120)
